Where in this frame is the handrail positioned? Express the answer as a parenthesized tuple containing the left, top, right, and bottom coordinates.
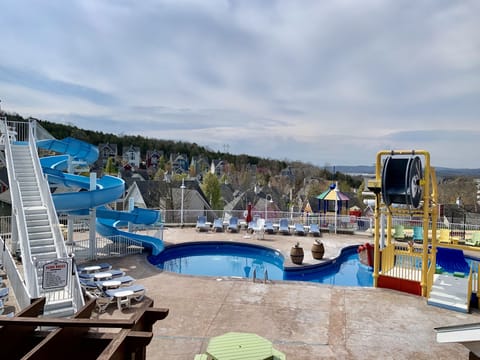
(26, 120, 83, 310)
(1, 236, 31, 309)
(467, 265, 473, 312)
(426, 263, 435, 298)
(28, 120, 67, 258)
(2, 121, 39, 298)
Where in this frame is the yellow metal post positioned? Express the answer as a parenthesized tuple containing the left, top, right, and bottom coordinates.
(421, 151, 430, 297)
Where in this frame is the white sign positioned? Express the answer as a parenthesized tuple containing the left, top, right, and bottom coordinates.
(42, 260, 68, 290)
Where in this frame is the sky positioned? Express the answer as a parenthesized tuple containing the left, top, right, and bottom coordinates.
(0, 0, 479, 168)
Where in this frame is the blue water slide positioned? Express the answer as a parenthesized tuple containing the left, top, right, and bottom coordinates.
(36, 137, 163, 254)
(37, 137, 99, 164)
(96, 207, 163, 256)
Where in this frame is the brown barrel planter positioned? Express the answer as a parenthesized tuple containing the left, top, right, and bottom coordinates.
(290, 244, 304, 265)
(311, 241, 325, 260)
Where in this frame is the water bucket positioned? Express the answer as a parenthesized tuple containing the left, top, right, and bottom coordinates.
(290, 246, 304, 265)
(311, 242, 325, 260)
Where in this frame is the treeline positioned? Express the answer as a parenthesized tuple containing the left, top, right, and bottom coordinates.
(4, 113, 362, 190)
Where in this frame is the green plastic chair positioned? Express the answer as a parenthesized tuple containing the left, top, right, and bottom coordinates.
(413, 226, 423, 243)
(393, 225, 405, 240)
(466, 231, 480, 246)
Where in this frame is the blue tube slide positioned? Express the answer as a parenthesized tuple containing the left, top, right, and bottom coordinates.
(36, 137, 163, 254)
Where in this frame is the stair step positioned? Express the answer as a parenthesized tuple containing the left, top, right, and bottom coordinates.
(31, 245, 56, 254)
(24, 206, 47, 213)
(30, 238, 55, 247)
(21, 188, 40, 193)
(27, 219, 50, 227)
(27, 225, 51, 234)
(427, 297, 469, 313)
(31, 252, 58, 261)
(23, 201, 43, 207)
(28, 232, 53, 241)
(23, 197, 42, 203)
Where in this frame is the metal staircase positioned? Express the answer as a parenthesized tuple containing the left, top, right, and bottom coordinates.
(0, 119, 84, 317)
(13, 145, 57, 260)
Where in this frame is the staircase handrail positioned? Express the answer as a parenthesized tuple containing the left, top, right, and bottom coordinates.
(28, 120, 68, 258)
(28, 120, 84, 311)
(1, 121, 39, 298)
(0, 237, 32, 308)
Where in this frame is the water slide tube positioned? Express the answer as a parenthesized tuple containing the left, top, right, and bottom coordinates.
(36, 137, 163, 254)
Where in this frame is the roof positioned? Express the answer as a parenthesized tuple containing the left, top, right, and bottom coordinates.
(317, 188, 350, 201)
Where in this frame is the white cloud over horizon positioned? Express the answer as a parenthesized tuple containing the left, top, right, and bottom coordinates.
(1, 0, 479, 168)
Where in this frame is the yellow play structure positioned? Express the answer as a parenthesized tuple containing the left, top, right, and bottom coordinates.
(368, 150, 480, 313)
(368, 150, 439, 297)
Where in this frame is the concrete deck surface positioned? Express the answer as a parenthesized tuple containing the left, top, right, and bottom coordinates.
(87, 228, 480, 359)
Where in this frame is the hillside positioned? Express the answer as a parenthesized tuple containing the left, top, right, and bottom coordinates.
(336, 165, 480, 178)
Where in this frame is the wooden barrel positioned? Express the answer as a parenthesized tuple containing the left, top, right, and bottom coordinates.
(311, 242, 325, 260)
(290, 246, 304, 265)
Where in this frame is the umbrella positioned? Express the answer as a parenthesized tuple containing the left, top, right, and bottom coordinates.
(316, 183, 350, 212)
(245, 202, 253, 224)
(316, 183, 350, 234)
(206, 332, 285, 360)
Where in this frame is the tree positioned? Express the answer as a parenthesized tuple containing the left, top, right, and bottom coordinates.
(104, 157, 117, 175)
(202, 173, 222, 209)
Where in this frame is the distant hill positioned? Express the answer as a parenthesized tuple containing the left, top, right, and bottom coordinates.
(336, 165, 480, 178)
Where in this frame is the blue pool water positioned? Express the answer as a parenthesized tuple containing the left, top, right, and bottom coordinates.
(147, 242, 373, 287)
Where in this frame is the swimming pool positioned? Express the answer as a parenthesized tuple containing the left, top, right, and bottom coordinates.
(147, 242, 373, 287)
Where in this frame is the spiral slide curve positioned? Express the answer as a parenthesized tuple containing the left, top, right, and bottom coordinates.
(37, 138, 164, 255)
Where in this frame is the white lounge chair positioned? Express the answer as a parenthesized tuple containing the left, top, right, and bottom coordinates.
(80, 275, 136, 292)
(104, 284, 146, 310)
(77, 262, 112, 274)
(252, 219, 265, 239)
(79, 269, 125, 280)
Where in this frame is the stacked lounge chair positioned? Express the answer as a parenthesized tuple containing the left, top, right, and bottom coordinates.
(0, 287, 9, 315)
(77, 262, 146, 313)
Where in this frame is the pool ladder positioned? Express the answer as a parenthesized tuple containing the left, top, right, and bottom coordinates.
(252, 268, 269, 283)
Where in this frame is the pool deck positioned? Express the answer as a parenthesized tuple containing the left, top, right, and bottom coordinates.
(77, 228, 480, 358)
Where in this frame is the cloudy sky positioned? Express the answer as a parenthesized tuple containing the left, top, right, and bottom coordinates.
(1, 0, 479, 168)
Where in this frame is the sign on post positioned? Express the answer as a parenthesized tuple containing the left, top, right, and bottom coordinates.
(42, 260, 69, 290)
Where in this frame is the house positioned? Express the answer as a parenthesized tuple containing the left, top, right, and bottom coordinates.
(123, 179, 213, 224)
(122, 145, 141, 168)
(146, 149, 164, 170)
(170, 154, 189, 175)
(280, 166, 295, 181)
(210, 159, 227, 177)
(190, 156, 210, 177)
(97, 143, 118, 168)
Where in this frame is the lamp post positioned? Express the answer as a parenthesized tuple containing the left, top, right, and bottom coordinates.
(456, 197, 467, 240)
(265, 194, 273, 221)
(180, 178, 186, 228)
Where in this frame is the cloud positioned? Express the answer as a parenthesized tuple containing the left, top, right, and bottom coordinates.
(1, 0, 479, 168)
